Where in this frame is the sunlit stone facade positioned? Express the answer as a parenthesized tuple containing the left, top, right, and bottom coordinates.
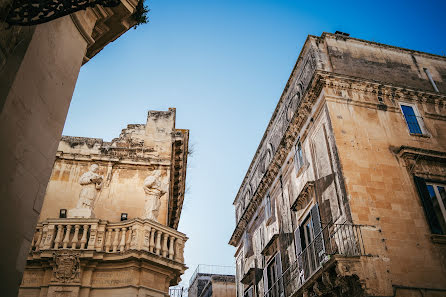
(19, 108, 189, 297)
(230, 33, 446, 297)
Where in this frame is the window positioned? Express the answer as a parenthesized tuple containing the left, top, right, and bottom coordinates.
(263, 253, 283, 297)
(400, 103, 424, 135)
(427, 183, 446, 233)
(295, 141, 305, 171)
(265, 194, 272, 221)
(244, 232, 253, 257)
(414, 177, 446, 235)
(244, 287, 253, 297)
(294, 204, 325, 283)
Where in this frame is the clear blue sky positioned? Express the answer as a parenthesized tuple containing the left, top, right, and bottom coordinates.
(64, 0, 446, 286)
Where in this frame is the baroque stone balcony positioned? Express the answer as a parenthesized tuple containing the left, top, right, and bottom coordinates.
(30, 218, 186, 262)
(21, 218, 187, 296)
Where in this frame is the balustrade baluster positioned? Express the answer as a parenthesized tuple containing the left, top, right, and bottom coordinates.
(119, 227, 126, 251)
(125, 227, 132, 250)
(174, 239, 184, 262)
(35, 228, 43, 252)
(168, 236, 175, 260)
(105, 228, 112, 252)
(155, 231, 162, 255)
(149, 228, 156, 253)
(62, 225, 72, 248)
(162, 233, 168, 257)
(53, 224, 64, 249)
(80, 225, 89, 249)
(40, 227, 48, 250)
(30, 230, 36, 250)
(71, 225, 80, 249)
(112, 228, 120, 252)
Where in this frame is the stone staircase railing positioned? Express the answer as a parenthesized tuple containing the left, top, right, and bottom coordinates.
(30, 218, 186, 263)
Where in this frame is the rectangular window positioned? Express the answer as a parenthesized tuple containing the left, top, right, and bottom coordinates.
(414, 177, 446, 235)
(244, 286, 253, 297)
(426, 183, 446, 233)
(263, 253, 283, 297)
(265, 194, 272, 221)
(400, 104, 423, 135)
(294, 204, 325, 283)
(295, 141, 305, 171)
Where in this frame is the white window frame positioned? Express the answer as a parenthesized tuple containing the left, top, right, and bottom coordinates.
(265, 193, 272, 221)
(426, 182, 446, 224)
(294, 140, 305, 172)
(398, 102, 427, 135)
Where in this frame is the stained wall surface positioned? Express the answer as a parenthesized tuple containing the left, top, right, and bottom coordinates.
(230, 33, 446, 297)
(0, 16, 89, 296)
(39, 109, 188, 226)
(0, 2, 139, 294)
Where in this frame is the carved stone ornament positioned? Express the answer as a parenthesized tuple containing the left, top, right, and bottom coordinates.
(52, 251, 80, 283)
(68, 164, 103, 218)
(143, 170, 166, 221)
(236, 48, 317, 214)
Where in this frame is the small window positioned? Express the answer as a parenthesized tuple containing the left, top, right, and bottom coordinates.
(244, 287, 253, 297)
(426, 183, 446, 233)
(263, 253, 283, 297)
(400, 104, 424, 135)
(414, 177, 446, 235)
(265, 194, 272, 221)
(295, 141, 305, 171)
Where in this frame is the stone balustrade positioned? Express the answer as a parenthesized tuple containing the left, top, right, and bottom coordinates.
(30, 218, 187, 263)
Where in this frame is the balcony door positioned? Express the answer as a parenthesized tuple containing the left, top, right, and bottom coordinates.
(294, 204, 325, 284)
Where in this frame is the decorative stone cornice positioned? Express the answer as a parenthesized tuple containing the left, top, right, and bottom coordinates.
(168, 129, 189, 229)
(290, 181, 315, 211)
(229, 70, 325, 246)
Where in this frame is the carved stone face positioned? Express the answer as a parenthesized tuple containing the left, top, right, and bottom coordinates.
(90, 164, 99, 173)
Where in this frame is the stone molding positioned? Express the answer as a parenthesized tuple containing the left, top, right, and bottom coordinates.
(29, 218, 188, 266)
(232, 45, 318, 225)
(230, 69, 446, 246)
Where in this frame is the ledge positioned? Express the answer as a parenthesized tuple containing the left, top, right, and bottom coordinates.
(431, 234, 446, 244)
(261, 233, 278, 256)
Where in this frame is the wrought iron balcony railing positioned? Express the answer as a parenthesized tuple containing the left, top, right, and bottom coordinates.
(264, 223, 366, 297)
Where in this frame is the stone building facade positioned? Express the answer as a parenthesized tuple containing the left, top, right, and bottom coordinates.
(188, 266, 236, 297)
(229, 32, 446, 297)
(1, 2, 140, 295)
(18, 108, 189, 297)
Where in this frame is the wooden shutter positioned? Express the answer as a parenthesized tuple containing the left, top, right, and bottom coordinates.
(311, 203, 325, 265)
(414, 176, 444, 235)
(275, 253, 284, 296)
(263, 267, 269, 297)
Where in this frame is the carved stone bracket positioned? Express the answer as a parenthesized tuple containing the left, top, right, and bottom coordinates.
(291, 181, 315, 211)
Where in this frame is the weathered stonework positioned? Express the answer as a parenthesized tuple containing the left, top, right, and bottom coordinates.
(230, 32, 446, 297)
(0, 1, 141, 295)
(18, 108, 189, 297)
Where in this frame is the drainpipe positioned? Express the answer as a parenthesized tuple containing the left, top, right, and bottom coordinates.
(423, 67, 439, 92)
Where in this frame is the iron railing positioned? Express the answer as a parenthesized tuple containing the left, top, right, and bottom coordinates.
(189, 264, 235, 286)
(264, 223, 366, 297)
(169, 287, 186, 297)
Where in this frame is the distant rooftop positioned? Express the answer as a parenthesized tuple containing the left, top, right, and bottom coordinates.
(189, 265, 235, 286)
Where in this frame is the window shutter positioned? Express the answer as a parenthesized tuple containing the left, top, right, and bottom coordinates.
(294, 226, 304, 282)
(275, 253, 284, 296)
(311, 203, 325, 265)
(263, 267, 269, 297)
(414, 176, 444, 235)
